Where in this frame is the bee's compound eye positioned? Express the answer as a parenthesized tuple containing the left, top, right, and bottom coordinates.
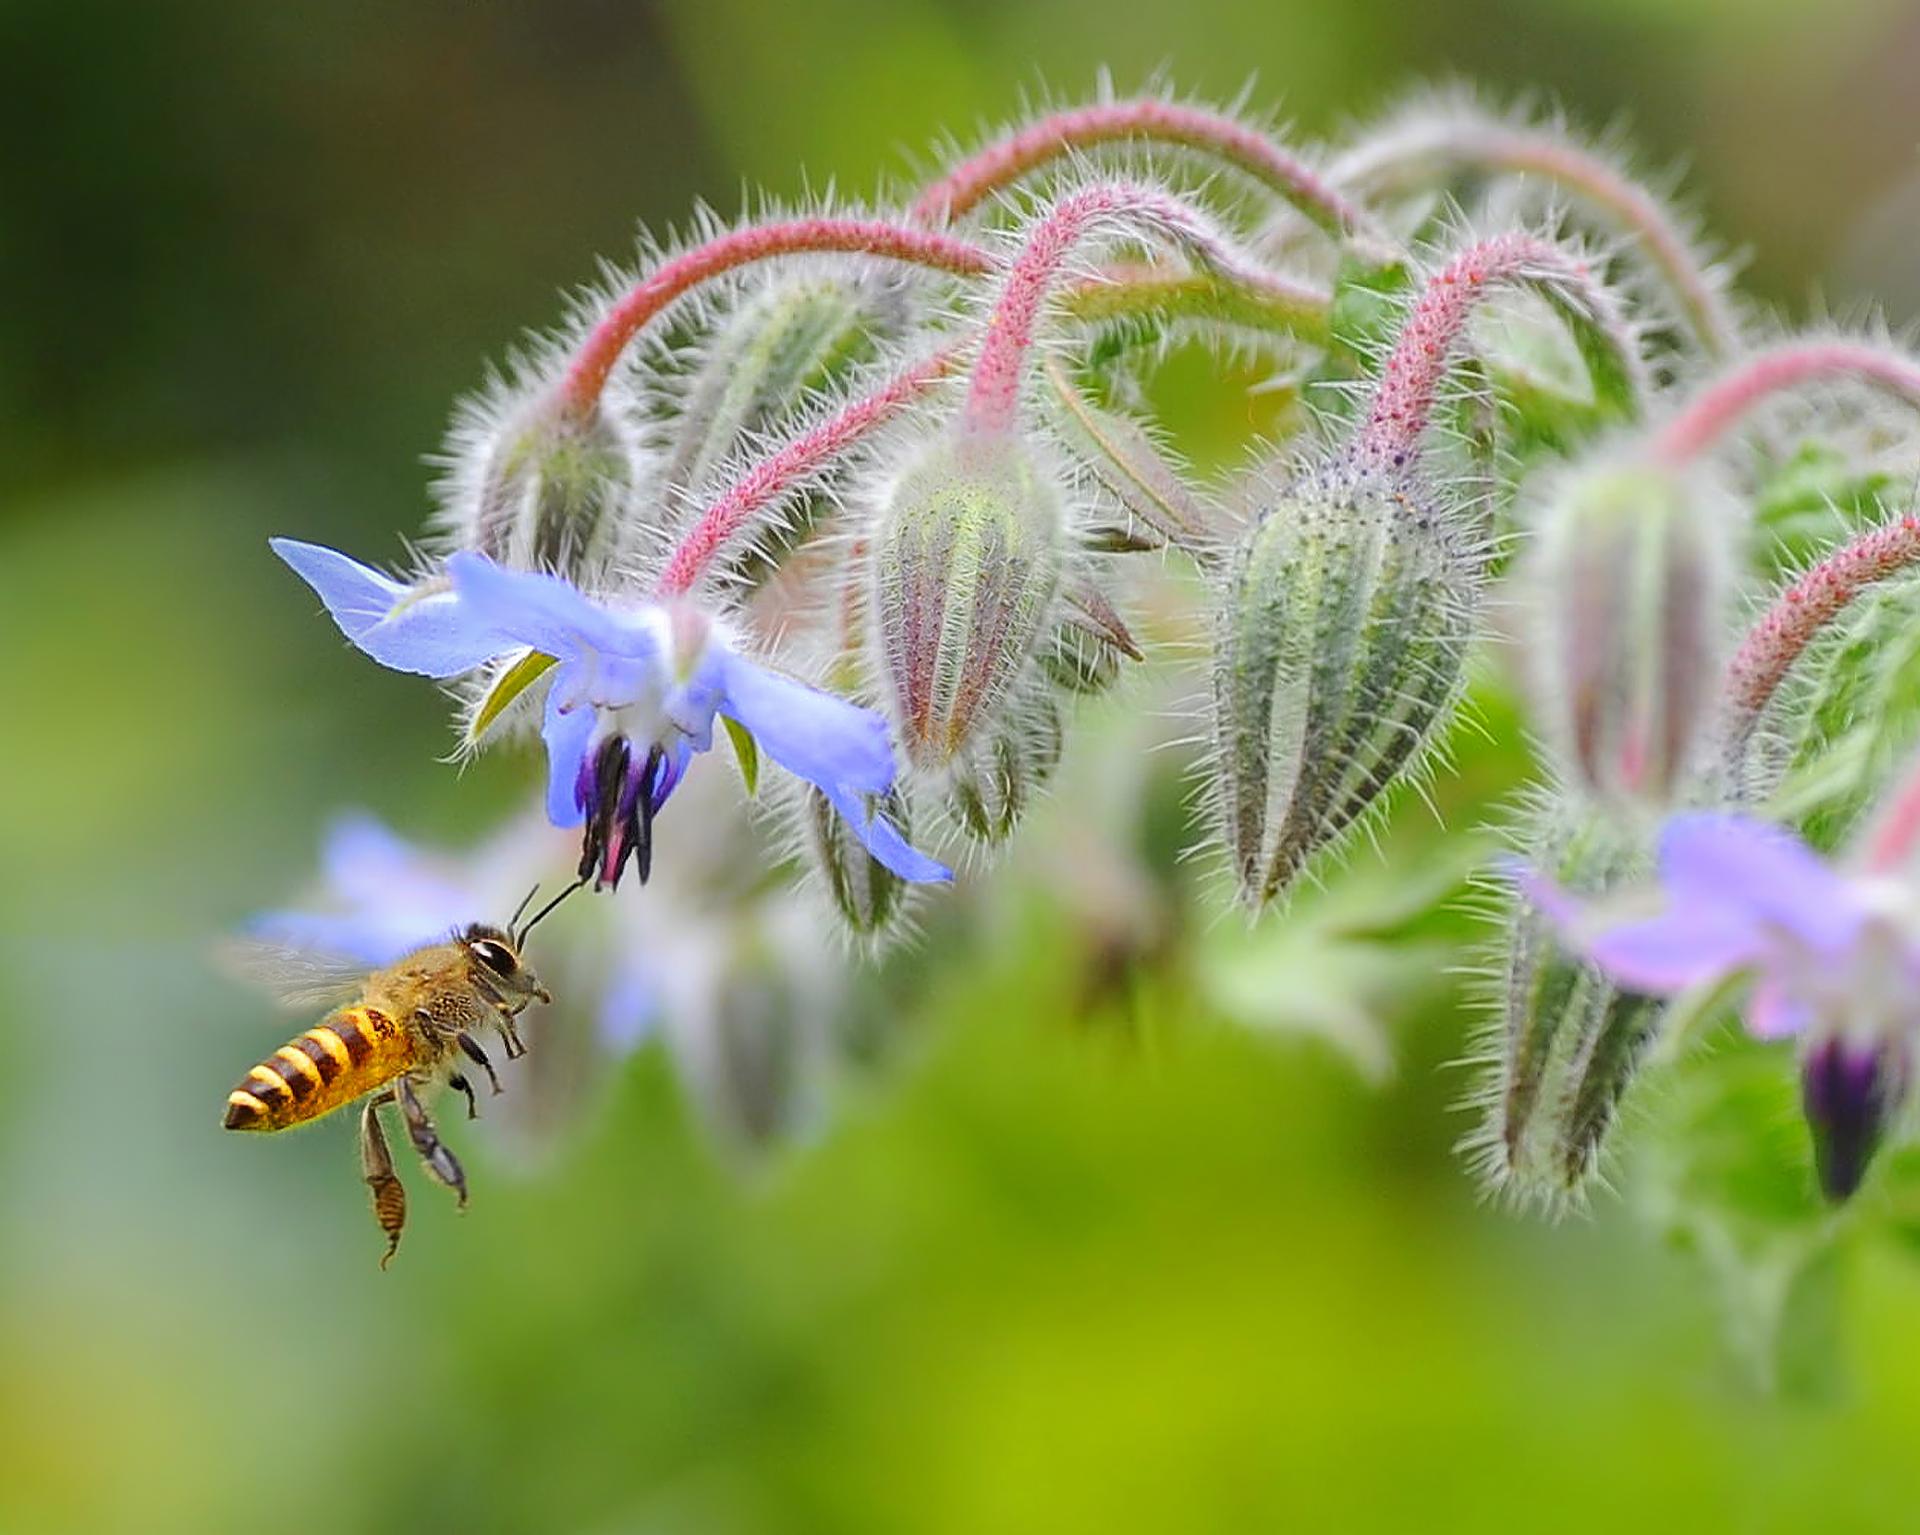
(470, 939, 517, 976)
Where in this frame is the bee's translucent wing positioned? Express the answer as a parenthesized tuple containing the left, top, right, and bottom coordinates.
(214, 937, 373, 1011)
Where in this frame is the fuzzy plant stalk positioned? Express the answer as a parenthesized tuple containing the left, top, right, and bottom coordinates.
(1723, 514, 1920, 766)
(1332, 95, 1739, 358)
(655, 346, 964, 598)
(1215, 230, 1648, 907)
(1649, 339, 1920, 468)
(910, 96, 1386, 253)
(557, 218, 996, 422)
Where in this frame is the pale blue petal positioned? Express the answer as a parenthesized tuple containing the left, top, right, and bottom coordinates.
(719, 651, 896, 795)
(247, 909, 432, 968)
(826, 784, 952, 884)
(320, 812, 431, 906)
(542, 685, 598, 828)
(597, 956, 659, 1053)
(1582, 906, 1763, 994)
(1659, 814, 1867, 955)
(1514, 860, 1759, 995)
(271, 538, 502, 677)
(446, 551, 639, 661)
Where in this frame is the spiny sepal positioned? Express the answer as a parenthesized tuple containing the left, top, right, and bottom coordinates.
(1470, 804, 1663, 1209)
(805, 784, 915, 937)
(1211, 455, 1479, 907)
(947, 697, 1064, 844)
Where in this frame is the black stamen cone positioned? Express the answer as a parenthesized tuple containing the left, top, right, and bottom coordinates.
(1802, 1036, 1908, 1202)
(577, 737, 667, 892)
(635, 745, 663, 886)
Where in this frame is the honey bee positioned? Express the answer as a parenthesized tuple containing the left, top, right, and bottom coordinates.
(221, 884, 577, 1266)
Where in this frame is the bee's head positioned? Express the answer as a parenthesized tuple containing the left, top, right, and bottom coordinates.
(459, 924, 552, 1008)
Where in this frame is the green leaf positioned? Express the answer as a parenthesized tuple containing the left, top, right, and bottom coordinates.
(723, 716, 760, 797)
(467, 649, 558, 745)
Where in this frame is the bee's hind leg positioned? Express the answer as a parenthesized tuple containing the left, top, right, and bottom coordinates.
(359, 1092, 406, 1270)
(397, 1076, 467, 1209)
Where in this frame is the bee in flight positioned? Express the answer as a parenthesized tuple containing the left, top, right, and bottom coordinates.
(222, 883, 577, 1266)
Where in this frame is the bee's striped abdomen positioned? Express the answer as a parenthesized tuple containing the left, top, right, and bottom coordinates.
(223, 1007, 412, 1132)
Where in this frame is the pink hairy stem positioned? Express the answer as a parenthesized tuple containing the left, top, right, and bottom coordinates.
(1651, 340, 1920, 468)
(655, 347, 962, 597)
(559, 219, 993, 420)
(1723, 513, 1920, 756)
(961, 181, 1279, 436)
(1352, 230, 1641, 469)
(910, 97, 1383, 249)
(1336, 115, 1738, 357)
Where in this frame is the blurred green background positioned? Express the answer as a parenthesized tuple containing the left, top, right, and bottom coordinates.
(10, 1, 1920, 1531)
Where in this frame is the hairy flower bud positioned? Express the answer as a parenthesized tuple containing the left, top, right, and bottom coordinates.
(661, 274, 881, 502)
(871, 433, 1064, 769)
(1212, 457, 1478, 906)
(948, 698, 1064, 843)
(805, 785, 915, 935)
(1473, 808, 1663, 1205)
(1522, 458, 1732, 809)
(455, 392, 639, 578)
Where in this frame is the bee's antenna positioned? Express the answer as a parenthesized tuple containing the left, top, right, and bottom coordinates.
(515, 877, 586, 947)
(507, 882, 541, 935)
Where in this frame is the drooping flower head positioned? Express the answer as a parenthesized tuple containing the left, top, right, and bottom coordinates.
(1523, 812, 1920, 1199)
(270, 539, 950, 892)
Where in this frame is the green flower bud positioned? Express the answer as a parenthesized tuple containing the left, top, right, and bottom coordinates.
(1473, 806, 1663, 1206)
(871, 433, 1065, 770)
(666, 908, 836, 1158)
(805, 784, 914, 936)
(1212, 458, 1479, 907)
(948, 697, 1064, 843)
(1522, 458, 1732, 809)
(460, 393, 638, 578)
(660, 274, 880, 501)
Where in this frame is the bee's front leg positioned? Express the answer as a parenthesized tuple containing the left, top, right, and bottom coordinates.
(396, 1076, 467, 1208)
(448, 1072, 479, 1121)
(359, 1092, 406, 1270)
(455, 1031, 504, 1095)
(496, 1006, 528, 1061)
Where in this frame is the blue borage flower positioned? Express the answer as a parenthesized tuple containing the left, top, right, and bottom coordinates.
(252, 811, 486, 965)
(270, 539, 951, 891)
(1521, 812, 1920, 1198)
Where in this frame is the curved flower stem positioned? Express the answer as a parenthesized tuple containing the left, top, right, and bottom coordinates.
(656, 346, 962, 597)
(1334, 112, 1738, 359)
(559, 220, 993, 421)
(1723, 513, 1920, 755)
(962, 181, 1280, 437)
(1057, 262, 1332, 346)
(1354, 231, 1647, 469)
(1651, 340, 1920, 468)
(910, 97, 1384, 250)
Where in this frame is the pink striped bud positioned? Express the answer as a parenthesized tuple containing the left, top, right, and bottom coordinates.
(1521, 459, 1733, 809)
(870, 433, 1065, 770)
